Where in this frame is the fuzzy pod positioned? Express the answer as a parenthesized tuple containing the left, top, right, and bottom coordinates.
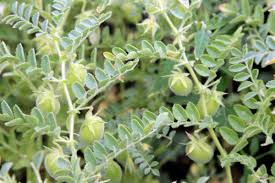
(44, 150, 65, 178)
(105, 160, 122, 183)
(36, 90, 60, 113)
(168, 73, 193, 96)
(186, 134, 214, 164)
(66, 63, 87, 86)
(197, 91, 223, 118)
(79, 113, 105, 145)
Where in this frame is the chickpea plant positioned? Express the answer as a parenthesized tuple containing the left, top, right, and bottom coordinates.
(0, 0, 274, 183)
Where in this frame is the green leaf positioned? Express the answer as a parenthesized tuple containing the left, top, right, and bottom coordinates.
(267, 11, 275, 34)
(266, 36, 275, 50)
(194, 29, 209, 59)
(231, 48, 242, 57)
(243, 91, 257, 101)
(266, 80, 275, 88)
(219, 126, 239, 145)
(125, 44, 138, 52)
(229, 64, 246, 72)
(104, 60, 116, 76)
(233, 104, 253, 122)
(154, 41, 166, 58)
(41, 20, 48, 32)
(132, 115, 145, 127)
(11, 2, 18, 13)
(16, 43, 25, 62)
(254, 40, 267, 51)
(32, 12, 40, 26)
(31, 107, 45, 123)
(253, 5, 264, 24)
(155, 112, 170, 128)
(112, 47, 127, 56)
(46, 112, 57, 128)
(237, 81, 253, 91)
(241, 0, 250, 16)
(251, 69, 258, 81)
(243, 98, 259, 110)
(27, 48, 37, 67)
(151, 168, 160, 176)
(5, 118, 24, 126)
(13, 105, 25, 119)
(118, 124, 131, 140)
(104, 132, 119, 150)
(159, 106, 173, 121)
(93, 142, 108, 159)
(142, 110, 157, 124)
(1, 100, 13, 118)
(41, 55, 51, 74)
(228, 115, 247, 133)
(172, 104, 188, 121)
(194, 64, 210, 77)
(0, 162, 13, 175)
(249, 137, 259, 156)
(221, 153, 256, 170)
(103, 52, 116, 61)
(131, 119, 144, 135)
(141, 40, 154, 53)
(186, 102, 200, 122)
(98, 11, 112, 23)
(90, 48, 97, 65)
(72, 82, 86, 99)
(96, 0, 110, 13)
(18, 3, 25, 16)
(0, 114, 13, 121)
(243, 126, 261, 139)
(32, 151, 44, 169)
(85, 73, 98, 90)
(206, 45, 220, 58)
(95, 67, 109, 81)
(84, 147, 96, 168)
(233, 72, 250, 82)
(200, 55, 216, 67)
(255, 165, 268, 178)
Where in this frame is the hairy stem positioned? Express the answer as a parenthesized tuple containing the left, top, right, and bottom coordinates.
(91, 129, 157, 176)
(55, 41, 76, 143)
(61, 62, 75, 143)
(30, 163, 43, 183)
(163, 11, 233, 183)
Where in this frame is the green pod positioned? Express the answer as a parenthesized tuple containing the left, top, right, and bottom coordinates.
(36, 90, 60, 113)
(79, 114, 105, 145)
(66, 63, 87, 86)
(105, 160, 122, 183)
(168, 73, 193, 96)
(197, 91, 222, 118)
(186, 134, 214, 164)
(44, 150, 64, 178)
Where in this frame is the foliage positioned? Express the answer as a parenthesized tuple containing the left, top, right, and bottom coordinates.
(0, 0, 274, 183)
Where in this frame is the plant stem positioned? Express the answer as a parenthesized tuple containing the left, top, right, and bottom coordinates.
(91, 129, 157, 176)
(181, 52, 202, 89)
(61, 62, 75, 143)
(31, 163, 43, 183)
(55, 41, 76, 143)
(163, 11, 233, 183)
(163, 12, 178, 35)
